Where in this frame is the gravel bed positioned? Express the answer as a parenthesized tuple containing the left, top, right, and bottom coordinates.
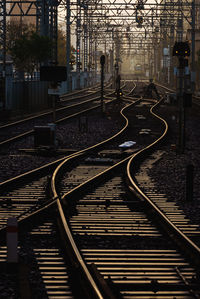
(0, 109, 124, 183)
(148, 102, 200, 226)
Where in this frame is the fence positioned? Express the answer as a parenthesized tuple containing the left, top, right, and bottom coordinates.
(3, 71, 107, 117)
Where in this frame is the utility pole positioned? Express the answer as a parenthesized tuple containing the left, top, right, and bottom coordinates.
(0, 0, 6, 110)
(173, 42, 190, 154)
(169, 24, 175, 87)
(94, 36, 97, 83)
(100, 55, 105, 114)
(76, 0, 81, 89)
(66, 0, 71, 91)
(83, 4, 88, 72)
(88, 18, 92, 84)
(177, 57, 185, 154)
(191, 0, 196, 92)
(49, 2, 58, 65)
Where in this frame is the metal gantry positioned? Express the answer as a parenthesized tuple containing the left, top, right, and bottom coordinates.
(0, 0, 60, 70)
(0, 0, 7, 78)
(1, 0, 199, 94)
(57, 0, 198, 86)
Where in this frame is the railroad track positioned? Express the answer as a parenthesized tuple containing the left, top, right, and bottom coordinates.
(0, 82, 139, 230)
(0, 87, 140, 297)
(156, 82, 200, 107)
(50, 97, 200, 298)
(2, 85, 198, 298)
(0, 81, 103, 127)
(0, 81, 115, 147)
(133, 151, 200, 245)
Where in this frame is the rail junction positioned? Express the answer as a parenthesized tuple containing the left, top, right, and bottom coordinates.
(0, 80, 199, 298)
(0, 0, 200, 298)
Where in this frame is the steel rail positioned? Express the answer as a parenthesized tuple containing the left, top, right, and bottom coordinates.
(156, 82, 200, 106)
(0, 89, 119, 147)
(0, 82, 112, 130)
(0, 81, 135, 195)
(0, 81, 137, 297)
(0, 81, 132, 195)
(51, 94, 183, 298)
(0, 81, 126, 147)
(51, 94, 137, 197)
(51, 90, 139, 299)
(127, 98, 200, 269)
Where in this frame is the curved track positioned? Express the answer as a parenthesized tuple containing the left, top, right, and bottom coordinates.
(0, 81, 137, 298)
(1, 82, 199, 298)
(51, 97, 200, 298)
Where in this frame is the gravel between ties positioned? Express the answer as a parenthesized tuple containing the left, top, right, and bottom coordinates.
(1, 99, 199, 229)
(148, 102, 200, 226)
(0, 110, 123, 183)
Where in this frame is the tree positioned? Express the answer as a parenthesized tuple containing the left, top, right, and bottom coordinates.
(6, 20, 35, 51)
(7, 21, 76, 75)
(57, 26, 75, 68)
(57, 27, 66, 66)
(6, 21, 52, 75)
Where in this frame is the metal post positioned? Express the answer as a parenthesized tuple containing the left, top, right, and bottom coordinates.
(94, 37, 97, 83)
(52, 95, 56, 123)
(7, 217, 18, 263)
(0, 0, 6, 110)
(115, 62, 119, 90)
(76, 0, 81, 89)
(100, 55, 105, 114)
(169, 25, 175, 87)
(49, 3, 58, 65)
(41, 0, 49, 37)
(178, 57, 185, 154)
(101, 67, 104, 113)
(153, 41, 157, 80)
(191, 0, 196, 92)
(110, 49, 113, 82)
(83, 5, 88, 72)
(88, 19, 92, 81)
(66, 0, 71, 91)
(186, 164, 194, 202)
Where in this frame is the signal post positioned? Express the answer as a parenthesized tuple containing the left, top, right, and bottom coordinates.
(100, 55, 105, 114)
(173, 42, 192, 154)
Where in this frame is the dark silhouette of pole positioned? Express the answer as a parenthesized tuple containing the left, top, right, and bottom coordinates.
(66, 0, 71, 91)
(178, 57, 185, 153)
(100, 55, 105, 113)
(186, 164, 194, 202)
(173, 42, 190, 154)
(191, 0, 196, 92)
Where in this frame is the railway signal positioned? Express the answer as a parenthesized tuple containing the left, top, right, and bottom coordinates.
(173, 42, 190, 57)
(136, 15, 143, 27)
(115, 74, 122, 100)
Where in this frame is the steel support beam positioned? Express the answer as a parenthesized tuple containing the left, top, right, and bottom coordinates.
(66, 0, 71, 91)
